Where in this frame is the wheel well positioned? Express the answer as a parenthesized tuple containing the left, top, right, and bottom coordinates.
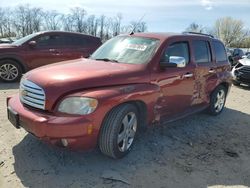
(104, 100, 148, 130)
(131, 100, 148, 129)
(0, 58, 25, 73)
(219, 82, 229, 93)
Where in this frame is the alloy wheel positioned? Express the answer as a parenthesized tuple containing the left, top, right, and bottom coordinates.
(117, 112, 137, 152)
(0, 63, 19, 81)
(214, 89, 225, 113)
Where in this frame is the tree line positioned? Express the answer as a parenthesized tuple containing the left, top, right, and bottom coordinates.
(0, 5, 147, 41)
(185, 17, 250, 48)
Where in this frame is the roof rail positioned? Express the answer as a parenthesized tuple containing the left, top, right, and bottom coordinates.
(182, 31, 214, 38)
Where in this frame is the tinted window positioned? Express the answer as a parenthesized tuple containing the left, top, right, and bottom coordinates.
(64, 35, 88, 47)
(213, 41, 227, 62)
(162, 42, 189, 65)
(36, 35, 63, 47)
(193, 40, 211, 63)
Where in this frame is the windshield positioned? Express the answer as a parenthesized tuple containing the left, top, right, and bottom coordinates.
(12, 33, 39, 45)
(90, 36, 159, 64)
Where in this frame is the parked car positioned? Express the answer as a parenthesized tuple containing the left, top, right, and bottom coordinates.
(245, 52, 250, 56)
(0, 31, 102, 82)
(228, 48, 245, 66)
(232, 54, 250, 86)
(7, 32, 232, 159)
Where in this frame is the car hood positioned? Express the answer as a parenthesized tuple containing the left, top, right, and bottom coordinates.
(239, 58, 250, 66)
(24, 58, 149, 110)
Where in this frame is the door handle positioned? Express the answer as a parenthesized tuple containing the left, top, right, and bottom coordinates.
(183, 73, 194, 78)
(208, 68, 216, 73)
(49, 49, 60, 55)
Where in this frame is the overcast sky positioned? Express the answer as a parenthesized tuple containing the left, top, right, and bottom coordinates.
(1, 0, 250, 32)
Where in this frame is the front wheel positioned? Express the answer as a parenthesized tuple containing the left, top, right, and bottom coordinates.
(99, 104, 139, 159)
(0, 60, 22, 82)
(208, 85, 227, 115)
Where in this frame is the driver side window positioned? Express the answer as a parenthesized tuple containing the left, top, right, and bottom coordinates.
(162, 42, 190, 66)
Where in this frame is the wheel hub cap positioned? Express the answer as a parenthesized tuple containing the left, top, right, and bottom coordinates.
(117, 112, 137, 152)
(214, 90, 225, 113)
(0, 63, 18, 81)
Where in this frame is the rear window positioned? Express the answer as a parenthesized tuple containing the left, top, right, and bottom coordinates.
(193, 40, 211, 63)
(213, 41, 227, 62)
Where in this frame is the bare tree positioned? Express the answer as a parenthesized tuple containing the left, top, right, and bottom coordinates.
(86, 15, 96, 35)
(13, 5, 43, 37)
(98, 15, 105, 40)
(130, 21, 147, 33)
(70, 7, 87, 33)
(0, 4, 149, 40)
(0, 8, 14, 37)
(61, 14, 74, 32)
(186, 22, 204, 33)
(0, 8, 5, 37)
(212, 17, 248, 46)
(104, 17, 112, 40)
(111, 13, 123, 37)
(44, 10, 61, 30)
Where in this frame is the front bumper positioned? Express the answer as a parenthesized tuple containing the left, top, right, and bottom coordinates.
(7, 94, 98, 150)
(232, 66, 250, 85)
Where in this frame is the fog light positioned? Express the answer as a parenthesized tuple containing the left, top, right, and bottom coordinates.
(61, 139, 68, 147)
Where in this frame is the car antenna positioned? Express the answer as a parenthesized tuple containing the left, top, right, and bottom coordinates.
(129, 14, 146, 35)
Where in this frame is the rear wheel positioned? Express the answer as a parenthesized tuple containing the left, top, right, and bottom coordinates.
(99, 104, 139, 159)
(208, 85, 227, 115)
(0, 60, 22, 82)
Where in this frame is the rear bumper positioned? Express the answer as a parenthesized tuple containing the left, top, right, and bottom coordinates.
(7, 94, 98, 150)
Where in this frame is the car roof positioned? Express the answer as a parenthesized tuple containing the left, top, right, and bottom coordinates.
(123, 32, 223, 43)
(36, 30, 101, 39)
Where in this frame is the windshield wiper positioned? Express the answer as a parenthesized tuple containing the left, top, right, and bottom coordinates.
(94, 58, 119, 63)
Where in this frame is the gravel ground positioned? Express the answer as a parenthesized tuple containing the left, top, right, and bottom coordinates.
(0, 83, 250, 188)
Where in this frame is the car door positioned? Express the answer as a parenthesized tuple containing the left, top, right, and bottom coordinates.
(156, 40, 196, 118)
(26, 34, 66, 69)
(191, 39, 217, 105)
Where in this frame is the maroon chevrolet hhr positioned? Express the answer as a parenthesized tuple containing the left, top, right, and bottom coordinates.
(0, 31, 102, 82)
(7, 32, 232, 159)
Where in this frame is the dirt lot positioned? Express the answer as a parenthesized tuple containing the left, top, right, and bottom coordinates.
(0, 83, 250, 188)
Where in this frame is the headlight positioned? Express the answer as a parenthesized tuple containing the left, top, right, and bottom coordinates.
(58, 97, 98, 115)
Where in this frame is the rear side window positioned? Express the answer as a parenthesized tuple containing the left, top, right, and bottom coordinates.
(193, 40, 211, 63)
(64, 35, 89, 47)
(213, 41, 227, 62)
(162, 42, 190, 65)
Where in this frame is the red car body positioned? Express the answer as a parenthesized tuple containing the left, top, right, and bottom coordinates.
(7, 33, 232, 152)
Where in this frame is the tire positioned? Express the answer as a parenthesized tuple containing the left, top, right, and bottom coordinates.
(208, 85, 227, 116)
(99, 104, 139, 159)
(0, 59, 22, 82)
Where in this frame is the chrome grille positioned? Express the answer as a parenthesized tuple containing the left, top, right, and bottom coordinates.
(239, 66, 250, 73)
(20, 79, 45, 110)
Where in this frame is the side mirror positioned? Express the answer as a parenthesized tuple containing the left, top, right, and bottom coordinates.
(28, 40, 36, 48)
(160, 56, 186, 68)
